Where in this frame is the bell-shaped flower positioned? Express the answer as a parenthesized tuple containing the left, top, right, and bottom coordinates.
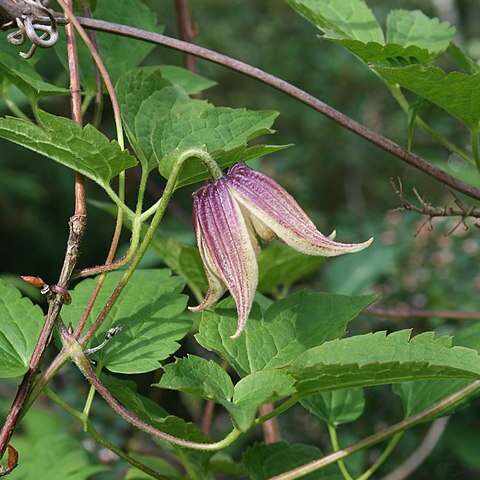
(190, 162, 372, 338)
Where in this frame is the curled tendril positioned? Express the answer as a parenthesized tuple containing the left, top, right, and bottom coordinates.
(3, 0, 60, 59)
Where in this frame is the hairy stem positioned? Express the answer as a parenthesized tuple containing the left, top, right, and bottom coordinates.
(365, 306, 480, 320)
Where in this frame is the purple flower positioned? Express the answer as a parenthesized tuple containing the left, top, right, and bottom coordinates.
(190, 162, 372, 338)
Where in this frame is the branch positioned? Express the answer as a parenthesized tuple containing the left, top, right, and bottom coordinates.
(174, 0, 197, 72)
(267, 381, 480, 480)
(74, 16, 480, 201)
(365, 306, 480, 321)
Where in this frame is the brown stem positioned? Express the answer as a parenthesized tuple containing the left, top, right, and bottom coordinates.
(259, 404, 282, 444)
(74, 17, 480, 201)
(201, 400, 215, 435)
(0, 215, 86, 462)
(174, 0, 197, 72)
(365, 306, 480, 320)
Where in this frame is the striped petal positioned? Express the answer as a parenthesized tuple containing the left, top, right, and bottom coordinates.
(225, 163, 372, 256)
(190, 180, 258, 338)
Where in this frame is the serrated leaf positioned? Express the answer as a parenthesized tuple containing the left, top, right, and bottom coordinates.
(285, 0, 384, 43)
(386, 9, 455, 55)
(117, 67, 189, 170)
(0, 110, 137, 188)
(62, 270, 189, 374)
(231, 370, 296, 430)
(55, 0, 163, 88)
(289, 330, 480, 396)
(0, 280, 43, 378)
(301, 388, 365, 426)
(374, 65, 480, 131)
(258, 241, 324, 292)
(158, 65, 217, 94)
(0, 45, 68, 98)
(157, 355, 234, 404)
(153, 101, 279, 183)
(243, 441, 340, 480)
(158, 356, 295, 430)
(7, 433, 105, 480)
(393, 323, 480, 417)
(196, 291, 376, 377)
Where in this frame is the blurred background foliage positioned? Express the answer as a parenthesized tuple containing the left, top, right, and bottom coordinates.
(2, 0, 480, 478)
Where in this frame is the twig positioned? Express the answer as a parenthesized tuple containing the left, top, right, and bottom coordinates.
(381, 417, 449, 480)
(174, 0, 197, 72)
(365, 306, 480, 320)
(0, 4, 87, 463)
(201, 400, 215, 435)
(259, 404, 282, 444)
(267, 382, 480, 480)
(74, 16, 480, 201)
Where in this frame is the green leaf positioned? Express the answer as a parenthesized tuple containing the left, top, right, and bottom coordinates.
(285, 0, 384, 43)
(447, 43, 480, 74)
(386, 9, 455, 55)
(116, 67, 189, 170)
(0, 280, 43, 378)
(289, 330, 480, 396)
(231, 370, 296, 430)
(55, 0, 163, 88)
(0, 110, 137, 188)
(243, 441, 339, 480)
(153, 101, 279, 182)
(196, 291, 376, 377)
(393, 323, 480, 417)
(157, 355, 234, 404)
(374, 65, 480, 130)
(7, 433, 105, 480)
(158, 356, 295, 430)
(62, 270, 190, 374)
(0, 45, 68, 98)
(301, 388, 365, 426)
(158, 65, 217, 94)
(258, 241, 324, 292)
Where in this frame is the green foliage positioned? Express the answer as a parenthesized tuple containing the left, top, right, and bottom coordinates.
(7, 433, 105, 480)
(55, 0, 163, 89)
(158, 355, 295, 430)
(289, 330, 480, 395)
(243, 441, 340, 479)
(0, 110, 137, 189)
(374, 65, 480, 131)
(301, 388, 365, 426)
(158, 65, 217, 95)
(196, 291, 376, 376)
(0, 280, 43, 378)
(62, 270, 190, 373)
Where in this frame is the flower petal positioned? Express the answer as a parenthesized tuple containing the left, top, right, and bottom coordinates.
(225, 163, 372, 256)
(191, 180, 258, 338)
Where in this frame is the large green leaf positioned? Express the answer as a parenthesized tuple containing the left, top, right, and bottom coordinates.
(0, 280, 43, 378)
(243, 441, 340, 480)
(158, 355, 295, 430)
(158, 65, 217, 95)
(285, 0, 384, 43)
(289, 330, 480, 396)
(386, 9, 455, 55)
(55, 0, 163, 88)
(152, 101, 280, 184)
(393, 323, 480, 417)
(196, 291, 376, 377)
(7, 434, 105, 480)
(62, 270, 190, 374)
(374, 65, 480, 130)
(0, 110, 137, 188)
(301, 388, 365, 426)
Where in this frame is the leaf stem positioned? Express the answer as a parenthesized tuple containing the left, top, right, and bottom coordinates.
(471, 129, 480, 171)
(327, 424, 353, 480)
(255, 396, 299, 425)
(355, 432, 402, 480)
(81, 362, 103, 430)
(3, 95, 30, 122)
(266, 380, 480, 480)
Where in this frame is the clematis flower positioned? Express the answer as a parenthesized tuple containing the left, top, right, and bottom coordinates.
(189, 162, 372, 338)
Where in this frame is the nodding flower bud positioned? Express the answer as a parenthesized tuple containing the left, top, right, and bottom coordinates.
(189, 162, 373, 339)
